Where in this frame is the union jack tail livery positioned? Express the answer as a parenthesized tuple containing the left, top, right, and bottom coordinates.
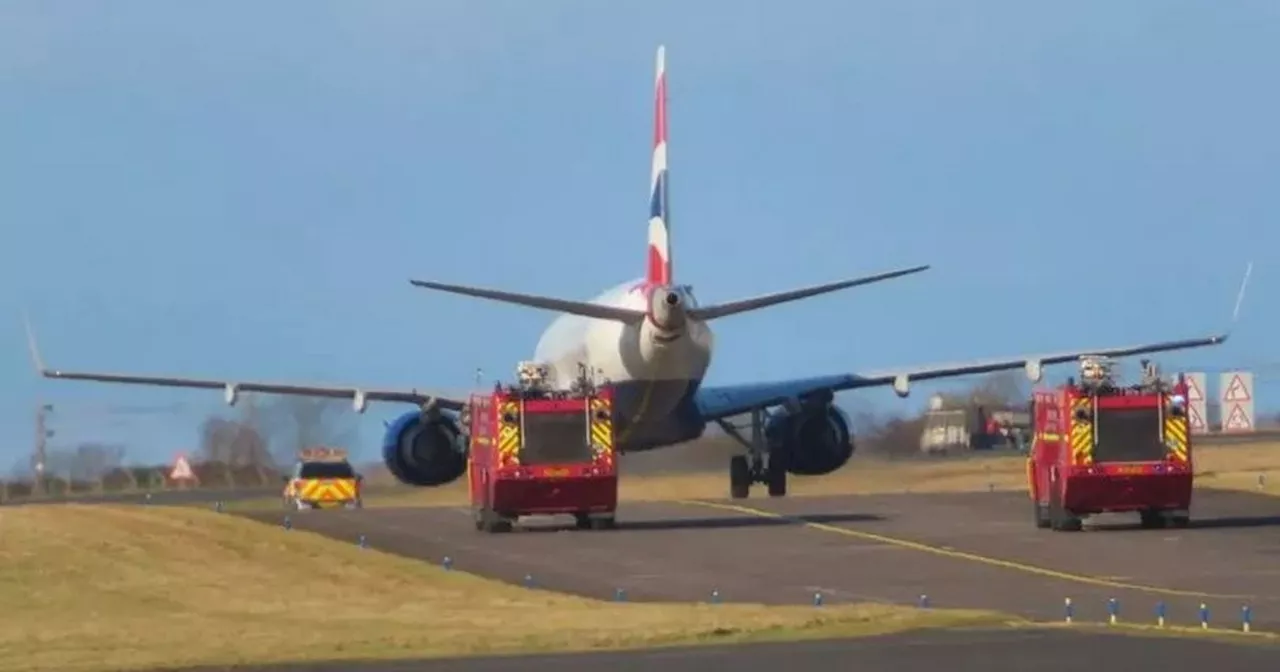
(648, 45, 671, 286)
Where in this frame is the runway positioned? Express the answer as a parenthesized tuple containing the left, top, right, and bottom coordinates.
(238, 488, 1280, 631)
(169, 628, 1280, 671)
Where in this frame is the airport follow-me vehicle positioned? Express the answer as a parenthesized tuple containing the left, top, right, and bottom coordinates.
(25, 46, 1242, 501)
(281, 447, 364, 510)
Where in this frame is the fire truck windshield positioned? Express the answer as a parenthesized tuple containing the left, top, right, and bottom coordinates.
(1094, 406, 1166, 463)
(519, 410, 592, 465)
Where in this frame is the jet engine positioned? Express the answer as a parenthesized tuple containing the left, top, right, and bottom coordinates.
(381, 409, 467, 487)
(764, 403, 855, 476)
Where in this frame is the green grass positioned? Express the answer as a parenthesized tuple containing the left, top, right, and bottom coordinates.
(0, 504, 1017, 672)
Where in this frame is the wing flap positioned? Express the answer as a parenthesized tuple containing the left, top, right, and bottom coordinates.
(696, 332, 1229, 421)
(24, 317, 464, 411)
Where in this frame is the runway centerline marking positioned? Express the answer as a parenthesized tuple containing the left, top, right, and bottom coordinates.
(678, 499, 1253, 600)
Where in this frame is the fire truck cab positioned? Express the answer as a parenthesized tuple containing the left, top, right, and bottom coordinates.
(465, 361, 618, 533)
(1028, 356, 1193, 531)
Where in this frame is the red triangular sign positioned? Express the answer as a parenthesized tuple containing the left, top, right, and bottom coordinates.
(1224, 374, 1252, 402)
(170, 455, 194, 480)
(1187, 403, 1206, 431)
(1185, 375, 1204, 402)
(1224, 404, 1253, 432)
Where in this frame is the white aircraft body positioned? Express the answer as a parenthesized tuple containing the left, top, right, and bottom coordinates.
(27, 46, 1239, 498)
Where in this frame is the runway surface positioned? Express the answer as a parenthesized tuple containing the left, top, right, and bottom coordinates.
(239, 488, 1280, 631)
(168, 627, 1280, 671)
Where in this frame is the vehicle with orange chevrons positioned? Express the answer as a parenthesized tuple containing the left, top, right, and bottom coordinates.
(465, 361, 618, 532)
(1028, 356, 1192, 531)
(281, 447, 364, 510)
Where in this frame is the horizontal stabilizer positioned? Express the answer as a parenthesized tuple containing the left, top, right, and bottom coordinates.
(408, 279, 647, 323)
(687, 264, 930, 321)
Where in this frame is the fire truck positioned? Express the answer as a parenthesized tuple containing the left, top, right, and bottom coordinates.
(464, 361, 618, 533)
(1028, 356, 1193, 531)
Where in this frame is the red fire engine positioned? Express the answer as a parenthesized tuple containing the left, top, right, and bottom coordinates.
(465, 361, 618, 533)
(1028, 356, 1193, 531)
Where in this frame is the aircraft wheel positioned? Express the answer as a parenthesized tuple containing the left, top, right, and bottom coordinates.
(729, 456, 751, 499)
(766, 450, 788, 497)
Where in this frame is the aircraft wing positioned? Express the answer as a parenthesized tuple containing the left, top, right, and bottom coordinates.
(695, 332, 1229, 422)
(23, 318, 466, 412)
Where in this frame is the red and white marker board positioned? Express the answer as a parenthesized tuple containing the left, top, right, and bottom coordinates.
(1218, 371, 1254, 434)
(1183, 372, 1208, 434)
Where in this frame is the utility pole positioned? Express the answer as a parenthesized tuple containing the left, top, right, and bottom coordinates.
(34, 403, 53, 495)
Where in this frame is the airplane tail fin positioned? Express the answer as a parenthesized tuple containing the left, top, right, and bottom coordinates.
(647, 45, 672, 286)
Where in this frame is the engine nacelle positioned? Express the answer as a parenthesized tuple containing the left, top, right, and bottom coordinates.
(1025, 359, 1043, 384)
(381, 410, 467, 487)
(892, 374, 910, 398)
(224, 383, 239, 407)
(765, 403, 855, 476)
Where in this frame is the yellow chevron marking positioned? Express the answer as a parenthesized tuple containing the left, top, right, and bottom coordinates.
(1069, 397, 1093, 465)
(1165, 414, 1189, 463)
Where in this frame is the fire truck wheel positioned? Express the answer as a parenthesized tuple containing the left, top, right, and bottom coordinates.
(475, 507, 513, 533)
(1170, 514, 1190, 528)
(573, 513, 592, 530)
(729, 456, 751, 499)
(1033, 503, 1050, 529)
(590, 515, 617, 531)
(1139, 510, 1165, 529)
(1048, 489, 1081, 531)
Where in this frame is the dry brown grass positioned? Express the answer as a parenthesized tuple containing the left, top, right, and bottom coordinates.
(0, 505, 1014, 672)
(219, 441, 1280, 512)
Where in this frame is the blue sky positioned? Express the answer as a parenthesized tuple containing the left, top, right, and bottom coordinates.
(2, 1, 1276, 470)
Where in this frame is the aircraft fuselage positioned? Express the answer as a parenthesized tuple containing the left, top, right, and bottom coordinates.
(532, 279, 713, 452)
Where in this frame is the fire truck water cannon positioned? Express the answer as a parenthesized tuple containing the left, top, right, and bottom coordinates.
(516, 361, 551, 392)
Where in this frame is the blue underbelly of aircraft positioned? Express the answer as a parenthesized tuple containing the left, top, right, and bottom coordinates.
(607, 378, 706, 452)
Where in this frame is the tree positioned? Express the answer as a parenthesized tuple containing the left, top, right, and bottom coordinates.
(935, 371, 1029, 412)
(194, 393, 359, 469)
(197, 415, 272, 468)
(256, 396, 360, 466)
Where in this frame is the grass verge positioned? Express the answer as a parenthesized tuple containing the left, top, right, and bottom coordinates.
(0, 505, 1014, 672)
(220, 441, 1280, 512)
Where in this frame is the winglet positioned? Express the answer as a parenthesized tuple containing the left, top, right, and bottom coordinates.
(22, 310, 49, 376)
(1231, 260, 1253, 327)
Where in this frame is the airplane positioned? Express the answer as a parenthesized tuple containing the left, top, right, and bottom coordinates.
(25, 45, 1244, 500)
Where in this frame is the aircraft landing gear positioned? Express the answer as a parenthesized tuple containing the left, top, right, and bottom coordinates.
(718, 408, 787, 499)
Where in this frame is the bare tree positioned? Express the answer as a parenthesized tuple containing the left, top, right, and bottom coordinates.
(935, 371, 1029, 412)
(71, 442, 126, 481)
(194, 394, 359, 468)
(251, 396, 359, 466)
(197, 415, 273, 468)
